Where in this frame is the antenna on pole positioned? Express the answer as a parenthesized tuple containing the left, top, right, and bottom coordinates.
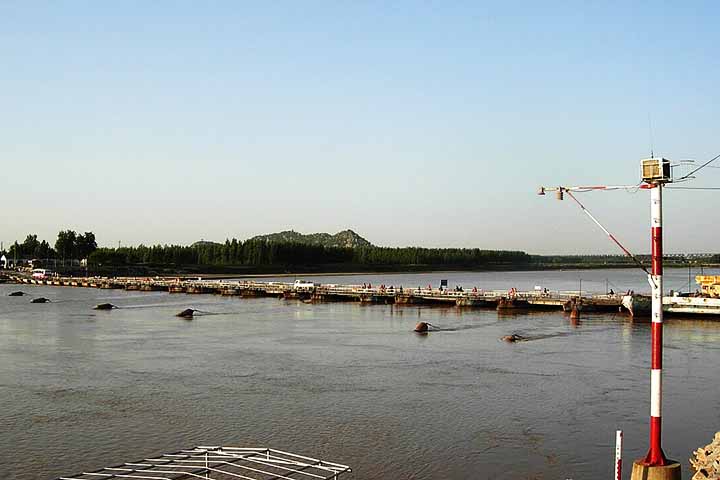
(648, 113, 655, 158)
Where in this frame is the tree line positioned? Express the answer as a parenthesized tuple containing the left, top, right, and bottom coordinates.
(87, 239, 532, 268)
(4, 231, 97, 265)
(6, 233, 715, 271)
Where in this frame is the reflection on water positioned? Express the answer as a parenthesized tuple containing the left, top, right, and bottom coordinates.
(1, 270, 719, 480)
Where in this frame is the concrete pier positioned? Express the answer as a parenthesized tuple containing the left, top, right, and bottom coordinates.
(630, 461, 681, 480)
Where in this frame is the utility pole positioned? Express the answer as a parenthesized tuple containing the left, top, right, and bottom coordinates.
(645, 167, 668, 470)
(538, 158, 681, 480)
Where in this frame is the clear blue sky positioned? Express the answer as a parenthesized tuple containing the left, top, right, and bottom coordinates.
(1, 1, 718, 254)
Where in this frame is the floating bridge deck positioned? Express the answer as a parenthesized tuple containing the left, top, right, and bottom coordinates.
(11, 274, 624, 313)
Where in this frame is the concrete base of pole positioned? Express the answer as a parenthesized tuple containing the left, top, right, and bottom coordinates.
(630, 460, 681, 480)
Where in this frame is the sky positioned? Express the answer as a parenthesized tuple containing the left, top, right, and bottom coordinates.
(1, 1, 718, 255)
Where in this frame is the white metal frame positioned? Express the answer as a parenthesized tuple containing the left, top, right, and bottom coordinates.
(58, 446, 351, 480)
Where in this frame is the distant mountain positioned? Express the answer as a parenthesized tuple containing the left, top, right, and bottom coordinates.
(250, 229, 373, 248)
(191, 240, 222, 247)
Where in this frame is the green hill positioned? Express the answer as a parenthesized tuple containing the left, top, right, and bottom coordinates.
(250, 229, 373, 248)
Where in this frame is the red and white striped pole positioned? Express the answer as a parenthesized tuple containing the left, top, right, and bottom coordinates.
(615, 430, 623, 480)
(643, 183, 667, 466)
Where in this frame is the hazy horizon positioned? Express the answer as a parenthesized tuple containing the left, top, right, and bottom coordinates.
(2, 2, 718, 255)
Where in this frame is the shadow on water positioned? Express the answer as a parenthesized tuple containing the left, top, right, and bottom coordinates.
(424, 321, 502, 332)
(414, 323, 573, 343)
(506, 331, 573, 342)
(119, 302, 216, 309)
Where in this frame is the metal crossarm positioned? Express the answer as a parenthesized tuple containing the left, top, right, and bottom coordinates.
(58, 446, 351, 480)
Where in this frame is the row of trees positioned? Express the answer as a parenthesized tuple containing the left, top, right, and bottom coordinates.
(88, 239, 532, 268)
(6, 234, 54, 260)
(85, 241, 720, 269)
(55, 230, 97, 263)
(5, 231, 97, 264)
(8, 233, 716, 271)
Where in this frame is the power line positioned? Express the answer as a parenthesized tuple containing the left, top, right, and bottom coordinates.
(676, 152, 720, 180)
(666, 186, 720, 191)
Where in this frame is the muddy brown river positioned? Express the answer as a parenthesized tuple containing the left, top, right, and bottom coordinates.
(1, 269, 719, 479)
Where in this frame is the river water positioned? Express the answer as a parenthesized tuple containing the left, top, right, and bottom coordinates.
(1, 268, 719, 479)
